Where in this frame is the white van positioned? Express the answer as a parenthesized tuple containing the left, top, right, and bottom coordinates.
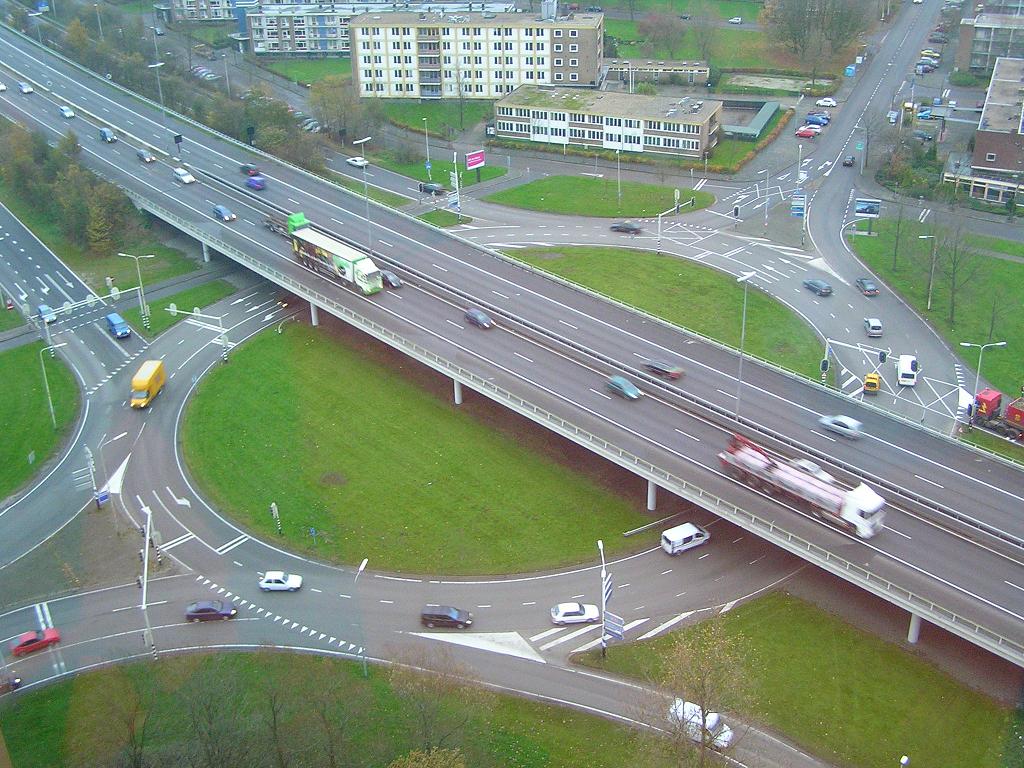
(667, 699, 734, 749)
(661, 522, 709, 555)
(896, 354, 919, 386)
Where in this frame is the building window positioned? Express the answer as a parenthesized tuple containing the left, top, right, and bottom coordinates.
(569, 29, 578, 37)
(554, 43, 562, 51)
(569, 58, 578, 66)
(554, 58, 562, 66)
(569, 43, 578, 52)
(570, 73, 578, 81)
(554, 29, 562, 37)
(986, 152, 997, 162)
(555, 72, 563, 80)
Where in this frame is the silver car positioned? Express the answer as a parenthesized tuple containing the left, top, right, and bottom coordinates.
(817, 415, 863, 439)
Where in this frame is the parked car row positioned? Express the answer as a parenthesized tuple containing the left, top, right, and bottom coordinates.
(795, 108, 831, 139)
(286, 106, 321, 133)
(190, 65, 221, 82)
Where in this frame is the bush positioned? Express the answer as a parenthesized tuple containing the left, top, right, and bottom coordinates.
(636, 82, 657, 95)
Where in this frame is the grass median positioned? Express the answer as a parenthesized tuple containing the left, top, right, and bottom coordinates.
(182, 323, 651, 575)
(515, 246, 822, 378)
(0, 341, 79, 501)
(577, 591, 1012, 768)
(0, 652, 675, 768)
(484, 176, 713, 218)
(418, 209, 471, 227)
(121, 280, 237, 340)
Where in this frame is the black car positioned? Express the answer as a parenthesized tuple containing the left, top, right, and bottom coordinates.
(842, 155, 855, 167)
(380, 269, 403, 289)
(240, 163, 261, 176)
(611, 221, 641, 234)
(802, 278, 833, 296)
(855, 277, 879, 296)
(464, 308, 494, 329)
(419, 182, 446, 196)
(185, 599, 237, 622)
(912, 130, 934, 141)
(421, 606, 473, 629)
(136, 148, 156, 163)
(643, 360, 684, 380)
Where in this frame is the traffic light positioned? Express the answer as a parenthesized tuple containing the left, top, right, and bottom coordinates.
(879, 351, 888, 363)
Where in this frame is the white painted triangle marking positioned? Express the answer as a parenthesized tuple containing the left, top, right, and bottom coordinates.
(411, 631, 546, 663)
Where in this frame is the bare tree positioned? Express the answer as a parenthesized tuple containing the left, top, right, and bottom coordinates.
(387, 646, 492, 753)
(180, 659, 257, 768)
(386, 748, 466, 768)
(891, 189, 905, 270)
(638, 14, 687, 59)
(941, 222, 981, 327)
(818, 0, 871, 57)
(690, 0, 718, 63)
(765, 0, 816, 58)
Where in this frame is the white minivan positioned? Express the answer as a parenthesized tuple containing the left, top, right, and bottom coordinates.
(896, 354, 920, 386)
(661, 522, 710, 555)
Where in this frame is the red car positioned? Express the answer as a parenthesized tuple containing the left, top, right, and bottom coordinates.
(9, 628, 60, 657)
(794, 128, 817, 138)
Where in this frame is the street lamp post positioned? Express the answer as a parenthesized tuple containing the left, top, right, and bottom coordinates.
(918, 234, 938, 310)
(148, 62, 166, 126)
(353, 557, 369, 677)
(597, 539, 607, 659)
(118, 252, 154, 331)
(422, 117, 431, 181)
(94, 4, 104, 40)
(38, 343, 68, 429)
(758, 167, 770, 228)
(223, 53, 231, 96)
(353, 136, 373, 252)
(959, 340, 1007, 403)
(735, 271, 756, 416)
(616, 149, 622, 210)
(27, 12, 44, 45)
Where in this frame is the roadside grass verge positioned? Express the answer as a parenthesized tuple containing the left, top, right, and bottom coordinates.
(328, 171, 411, 208)
(0, 183, 196, 293)
(0, 342, 79, 501)
(961, 425, 1024, 461)
(849, 219, 1023, 395)
(377, 154, 506, 188)
(380, 98, 495, 136)
(514, 246, 821, 377)
(576, 591, 1010, 768)
(262, 57, 351, 84)
(0, 652, 674, 768)
(182, 323, 652, 574)
(0, 305, 24, 331)
(484, 176, 713, 219)
(418, 209, 472, 227)
(121, 280, 237, 340)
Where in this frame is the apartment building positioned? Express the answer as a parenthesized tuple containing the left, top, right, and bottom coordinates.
(493, 86, 721, 159)
(244, 2, 512, 56)
(170, 0, 234, 22)
(605, 59, 710, 86)
(942, 57, 1024, 204)
(956, 13, 1024, 70)
(350, 6, 603, 99)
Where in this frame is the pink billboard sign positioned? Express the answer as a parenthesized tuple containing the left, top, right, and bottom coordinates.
(466, 149, 486, 170)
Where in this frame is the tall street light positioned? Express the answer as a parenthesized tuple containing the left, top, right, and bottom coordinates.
(119, 252, 154, 331)
(39, 343, 68, 429)
(918, 234, 938, 310)
(94, 4, 104, 40)
(353, 557, 369, 677)
(735, 271, 757, 416)
(959, 340, 1006, 403)
(148, 62, 166, 126)
(758, 167, 770, 228)
(422, 117, 431, 181)
(353, 136, 373, 252)
(27, 11, 44, 45)
(616, 149, 622, 210)
(597, 539, 607, 659)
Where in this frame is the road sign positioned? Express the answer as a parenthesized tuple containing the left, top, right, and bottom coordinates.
(790, 193, 806, 218)
(856, 141, 864, 151)
(95, 490, 110, 506)
(604, 611, 625, 640)
(466, 149, 485, 170)
(425, 160, 432, 171)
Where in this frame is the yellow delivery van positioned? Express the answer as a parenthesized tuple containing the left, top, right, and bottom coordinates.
(130, 360, 166, 408)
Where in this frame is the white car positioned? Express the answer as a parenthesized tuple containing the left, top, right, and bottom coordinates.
(346, 156, 369, 168)
(59, 105, 75, 119)
(815, 97, 837, 108)
(668, 699, 734, 749)
(17, 82, 33, 94)
(728, 16, 742, 23)
(258, 571, 303, 592)
(173, 167, 196, 184)
(818, 415, 863, 439)
(0, 82, 7, 92)
(550, 602, 600, 625)
(789, 458, 835, 484)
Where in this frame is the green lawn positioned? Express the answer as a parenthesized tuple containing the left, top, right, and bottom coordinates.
(121, 280, 237, 340)
(378, 154, 507, 188)
(599, 0, 762, 18)
(263, 57, 351, 84)
(0, 652, 676, 768)
(0, 183, 197, 293)
(418, 209, 472, 227)
(962, 427, 1024, 461)
(516, 246, 821, 377)
(483, 176, 713, 218)
(380, 99, 494, 137)
(0, 342, 79, 501)
(182, 323, 651, 574)
(577, 591, 1011, 768)
(850, 219, 1023, 395)
(0, 303, 24, 331)
(606, 21, 771, 69)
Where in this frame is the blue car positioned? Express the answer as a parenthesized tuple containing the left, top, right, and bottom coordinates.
(245, 175, 266, 191)
(37, 304, 56, 324)
(606, 375, 641, 401)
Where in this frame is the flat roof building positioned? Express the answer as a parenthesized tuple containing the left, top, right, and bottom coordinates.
(943, 57, 1024, 205)
(350, 8, 603, 99)
(494, 85, 721, 159)
(956, 13, 1024, 71)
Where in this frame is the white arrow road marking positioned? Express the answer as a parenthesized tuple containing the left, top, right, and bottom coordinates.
(45, 274, 74, 303)
(166, 487, 191, 507)
(105, 454, 131, 495)
(35, 276, 49, 294)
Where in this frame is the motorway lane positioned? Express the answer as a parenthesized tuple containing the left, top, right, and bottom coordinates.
(0, 28, 1022, 656)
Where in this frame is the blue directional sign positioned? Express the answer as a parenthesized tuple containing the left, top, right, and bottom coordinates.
(425, 160, 431, 171)
(604, 611, 625, 640)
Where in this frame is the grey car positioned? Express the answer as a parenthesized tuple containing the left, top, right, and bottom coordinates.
(464, 308, 494, 329)
(818, 415, 863, 439)
(606, 375, 641, 400)
(802, 279, 833, 296)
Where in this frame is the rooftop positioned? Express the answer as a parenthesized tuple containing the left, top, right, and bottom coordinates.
(979, 56, 1024, 135)
(498, 85, 721, 122)
(970, 12, 1024, 27)
(349, 9, 603, 27)
(252, 1, 512, 16)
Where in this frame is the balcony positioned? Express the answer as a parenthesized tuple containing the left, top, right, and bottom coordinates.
(418, 57, 441, 69)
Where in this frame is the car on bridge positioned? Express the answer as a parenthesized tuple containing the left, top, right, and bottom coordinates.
(9, 628, 60, 657)
(173, 167, 197, 184)
(550, 602, 599, 625)
(818, 414, 863, 439)
(606, 375, 642, 400)
(464, 307, 494, 329)
(58, 106, 75, 119)
(212, 204, 236, 222)
(643, 359, 684, 379)
(17, 82, 33, 94)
